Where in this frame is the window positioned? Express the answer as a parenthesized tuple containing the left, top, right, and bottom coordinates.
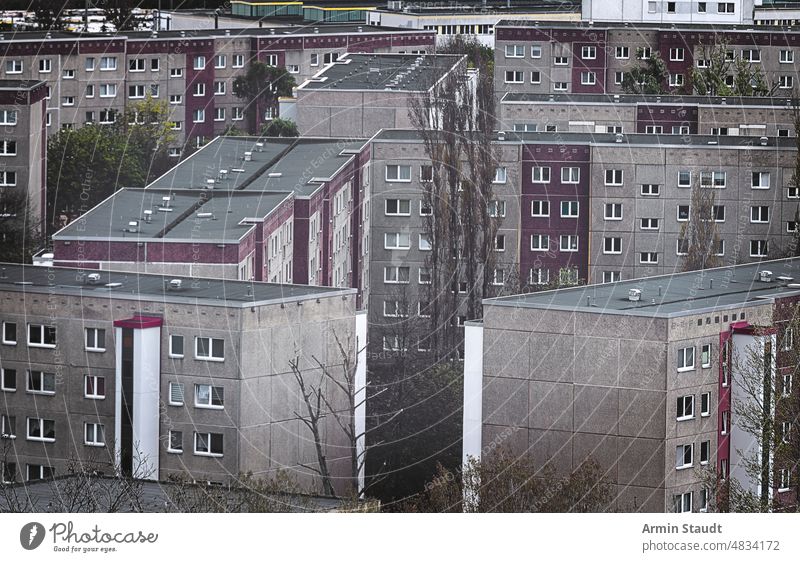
(645, 125, 663, 134)
(605, 169, 623, 186)
(1, 369, 16, 391)
(781, 421, 792, 444)
(27, 371, 55, 395)
(493, 235, 505, 252)
(504, 70, 524, 83)
(698, 2, 706, 12)
(531, 234, 549, 251)
(721, 410, 730, 434)
(167, 335, 185, 358)
(648, 1, 657, 12)
(194, 56, 206, 70)
(750, 206, 769, 224)
(783, 374, 793, 397)
(640, 218, 659, 230)
(0, 110, 17, 125)
(602, 271, 621, 284)
(530, 268, 550, 285)
(532, 167, 550, 183)
(214, 81, 226, 95)
(100, 56, 117, 71)
(129, 58, 145, 72)
(419, 267, 432, 284)
(85, 328, 105, 351)
(531, 200, 550, 217)
(718, 2, 735, 13)
(5, 60, 22, 73)
(0, 171, 16, 187)
(613, 71, 625, 85)
(169, 382, 185, 406)
(195, 337, 224, 361)
(641, 184, 660, 196)
(84, 423, 105, 446)
(492, 269, 505, 286)
(27, 464, 54, 481)
(488, 200, 506, 217)
(639, 47, 653, 60)
(615, 46, 629, 59)
(1, 461, 15, 483)
(580, 72, 596, 85)
(676, 204, 690, 222)
(752, 172, 770, 190)
(669, 48, 685, 62)
(581, 46, 596, 59)
(779, 469, 791, 491)
(701, 343, 711, 368)
(233, 54, 245, 68)
(640, 252, 658, 264)
(169, 94, 182, 105)
(561, 235, 579, 252)
(170, 67, 183, 78)
(195, 384, 224, 409)
(38, 58, 51, 73)
(699, 392, 711, 418)
(385, 199, 410, 216)
(386, 164, 411, 182)
(678, 347, 695, 371)
(494, 167, 507, 184)
(232, 107, 244, 121)
(604, 203, 622, 220)
(84, 57, 96, 71)
(750, 240, 768, 257)
(677, 395, 694, 420)
(192, 109, 205, 123)
(667, 1, 676, 12)
(194, 432, 223, 457)
(214, 54, 227, 69)
(214, 108, 225, 121)
(383, 300, 407, 318)
(85, 375, 105, 399)
(385, 232, 411, 250)
(384, 266, 410, 284)
(99, 83, 116, 97)
(561, 201, 578, 218)
(700, 171, 726, 188)
(151, 58, 160, 71)
(2, 322, 16, 345)
(168, 430, 183, 453)
(779, 76, 794, 89)
(669, 74, 684, 87)
(62, 96, 75, 106)
(603, 237, 621, 254)
(193, 83, 206, 96)
(505, 45, 524, 58)
(27, 418, 55, 442)
(28, 324, 56, 347)
(553, 82, 568, 92)
(561, 167, 580, 184)
(676, 444, 694, 469)
(711, 205, 725, 222)
(780, 50, 794, 64)
(553, 55, 569, 66)
(530, 71, 541, 84)
(1, 414, 15, 439)
(678, 170, 692, 188)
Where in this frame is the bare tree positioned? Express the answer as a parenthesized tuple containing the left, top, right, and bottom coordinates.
(679, 178, 722, 272)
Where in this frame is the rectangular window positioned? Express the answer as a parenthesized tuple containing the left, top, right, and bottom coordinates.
(741, 49, 761, 62)
(214, 108, 226, 121)
(668, 73, 684, 87)
(531, 234, 549, 251)
(1, 414, 15, 438)
(701, 343, 711, 367)
(615, 46, 629, 59)
(605, 169, 623, 186)
(385, 199, 410, 216)
(193, 83, 205, 96)
(677, 395, 694, 420)
(561, 167, 580, 184)
(603, 237, 621, 254)
(27, 464, 54, 481)
(419, 267, 432, 285)
(641, 184, 660, 196)
(531, 200, 550, 217)
(62, 96, 75, 106)
(129, 58, 145, 72)
(214, 81, 226, 95)
(783, 374, 793, 397)
(669, 48, 685, 61)
(100, 83, 116, 97)
(168, 430, 183, 453)
(100, 56, 117, 71)
(678, 170, 692, 188)
(194, 432, 223, 456)
(553, 81, 568, 91)
(27, 371, 55, 394)
(84, 423, 105, 446)
(169, 94, 182, 104)
(532, 167, 551, 183)
(640, 218, 659, 230)
(645, 125, 663, 134)
(169, 335, 184, 358)
(602, 271, 621, 283)
(700, 171, 726, 188)
(2, 322, 16, 345)
(85, 328, 106, 352)
(195, 337, 224, 361)
(0, 171, 16, 187)
(170, 67, 183, 77)
(1, 369, 16, 392)
(193, 56, 206, 70)
(750, 206, 770, 223)
(505, 45, 524, 58)
(640, 252, 658, 264)
(554, 56, 569, 66)
(580, 71, 596, 85)
(85, 375, 105, 399)
(779, 469, 791, 491)
(750, 240, 768, 257)
(383, 300, 407, 318)
(214, 54, 227, 69)
(232, 107, 244, 121)
(678, 347, 695, 371)
(530, 268, 550, 285)
(721, 410, 730, 434)
(233, 54, 245, 68)
(0, 110, 17, 125)
(193, 109, 205, 123)
(530, 71, 541, 84)
(27, 418, 55, 442)
(386, 164, 411, 182)
(493, 167, 507, 184)
(169, 382, 185, 406)
(604, 203, 622, 220)
(667, 1, 676, 12)
(531, 45, 542, 58)
(701, 392, 711, 417)
(38, 58, 51, 73)
(384, 266, 410, 284)
(28, 324, 56, 348)
(504, 70, 524, 83)
(752, 172, 770, 189)
(493, 235, 505, 252)
(5, 60, 22, 73)
(581, 46, 596, 59)
(195, 384, 224, 409)
(384, 232, 411, 250)
(700, 441, 710, 465)
(677, 205, 690, 222)
(676, 443, 694, 469)
(151, 58, 160, 71)
(488, 200, 506, 218)
(698, 2, 707, 12)
(560, 235, 579, 252)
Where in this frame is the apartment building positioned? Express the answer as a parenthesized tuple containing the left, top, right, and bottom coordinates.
(294, 53, 467, 138)
(499, 93, 798, 137)
(463, 258, 800, 512)
(582, 0, 757, 24)
(0, 263, 362, 491)
(493, 19, 800, 99)
(0, 79, 47, 226)
(0, 25, 434, 152)
(51, 136, 369, 291)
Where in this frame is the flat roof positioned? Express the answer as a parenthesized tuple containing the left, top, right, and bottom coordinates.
(501, 92, 799, 109)
(495, 18, 800, 32)
(485, 258, 800, 318)
(299, 53, 463, 92)
(53, 188, 292, 244)
(0, 263, 355, 307)
(371, 128, 797, 148)
(373, 0, 579, 15)
(0, 79, 45, 91)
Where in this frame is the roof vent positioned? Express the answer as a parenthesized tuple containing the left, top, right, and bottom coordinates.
(243, 151, 252, 161)
(158, 206, 173, 212)
(87, 273, 101, 285)
(268, 172, 282, 178)
(143, 209, 153, 222)
(255, 142, 264, 152)
(169, 279, 183, 290)
(615, 132, 624, 143)
(314, 27, 319, 34)
(225, 29, 231, 36)
(105, 282, 122, 288)
(759, 136, 768, 146)
(497, 131, 505, 141)
(197, 212, 214, 219)
(231, 167, 245, 173)
(759, 270, 773, 282)
(162, 195, 172, 203)
(206, 179, 215, 187)
(218, 169, 228, 179)
(628, 288, 641, 302)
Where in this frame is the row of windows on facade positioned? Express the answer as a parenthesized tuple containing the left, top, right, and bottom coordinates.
(503, 70, 795, 90)
(384, 164, 508, 184)
(503, 44, 788, 64)
(381, 264, 578, 288)
(512, 123, 796, 138)
(0, 323, 225, 361)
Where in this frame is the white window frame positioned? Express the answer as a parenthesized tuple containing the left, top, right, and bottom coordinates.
(28, 324, 56, 348)
(384, 232, 411, 250)
(385, 198, 411, 216)
(561, 167, 580, 184)
(84, 422, 105, 446)
(2, 322, 16, 345)
(676, 444, 694, 470)
(168, 382, 185, 406)
(194, 337, 224, 362)
(84, 327, 106, 352)
(531, 200, 550, 217)
(532, 166, 551, 183)
(605, 169, 623, 186)
(604, 203, 623, 221)
(194, 432, 223, 457)
(677, 346, 695, 372)
(676, 395, 695, 421)
(168, 430, 183, 453)
(531, 234, 549, 251)
(603, 237, 622, 255)
(560, 234, 579, 252)
(84, 375, 105, 399)
(385, 164, 411, 182)
(195, 384, 224, 409)
(26, 418, 55, 443)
